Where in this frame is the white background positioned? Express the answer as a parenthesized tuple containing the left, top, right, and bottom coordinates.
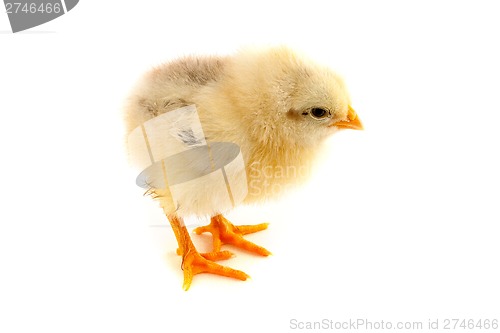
(1, 1, 499, 332)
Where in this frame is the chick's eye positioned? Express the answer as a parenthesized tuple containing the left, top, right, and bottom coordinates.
(310, 108, 330, 119)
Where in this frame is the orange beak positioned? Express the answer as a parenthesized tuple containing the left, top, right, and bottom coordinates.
(333, 105, 363, 130)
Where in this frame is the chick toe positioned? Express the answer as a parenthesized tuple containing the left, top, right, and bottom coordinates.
(200, 250, 234, 261)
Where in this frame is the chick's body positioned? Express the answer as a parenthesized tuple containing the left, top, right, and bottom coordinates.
(126, 47, 355, 215)
(124, 47, 361, 289)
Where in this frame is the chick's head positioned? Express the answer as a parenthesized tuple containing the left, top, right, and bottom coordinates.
(225, 47, 362, 149)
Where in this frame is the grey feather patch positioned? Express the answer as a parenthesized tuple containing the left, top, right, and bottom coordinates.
(175, 128, 204, 146)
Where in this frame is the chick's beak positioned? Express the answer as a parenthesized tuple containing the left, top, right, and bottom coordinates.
(332, 105, 363, 130)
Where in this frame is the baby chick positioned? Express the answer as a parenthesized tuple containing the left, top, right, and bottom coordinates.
(124, 46, 362, 290)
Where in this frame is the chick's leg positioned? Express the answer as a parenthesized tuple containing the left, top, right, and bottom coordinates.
(194, 214, 271, 256)
(167, 214, 249, 290)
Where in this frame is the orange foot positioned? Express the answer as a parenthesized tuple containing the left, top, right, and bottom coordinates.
(181, 248, 249, 291)
(168, 214, 249, 290)
(194, 214, 271, 256)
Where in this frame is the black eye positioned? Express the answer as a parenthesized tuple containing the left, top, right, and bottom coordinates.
(310, 108, 330, 119)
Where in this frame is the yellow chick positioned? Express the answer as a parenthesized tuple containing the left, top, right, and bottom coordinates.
(124, 46, 362, 290)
